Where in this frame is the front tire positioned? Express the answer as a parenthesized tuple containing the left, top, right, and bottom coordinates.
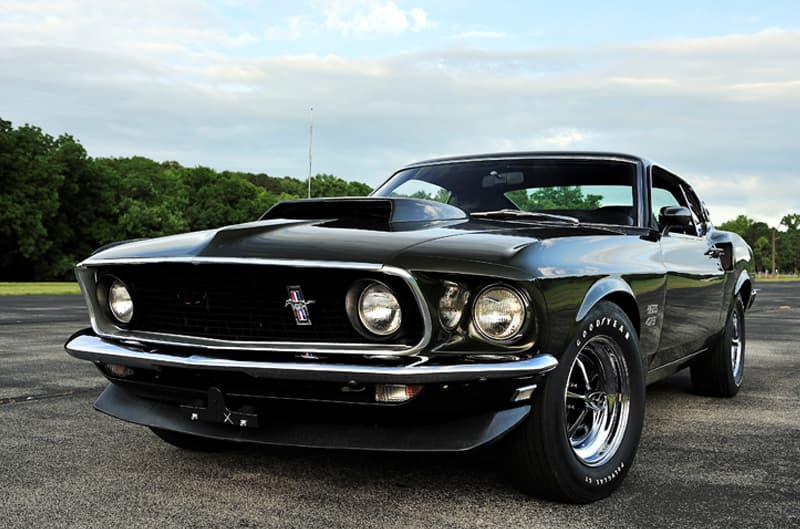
(690, 295, 745, 397)
(506, 301, 645, 503)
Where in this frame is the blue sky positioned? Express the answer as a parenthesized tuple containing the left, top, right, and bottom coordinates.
(215, 1, 800, 54)
(1, 0, 798, 225)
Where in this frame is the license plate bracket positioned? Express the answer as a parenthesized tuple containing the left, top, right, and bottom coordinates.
(181, 386, 259, 428)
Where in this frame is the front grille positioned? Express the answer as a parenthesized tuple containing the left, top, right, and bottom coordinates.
(101, 264, 423, 344)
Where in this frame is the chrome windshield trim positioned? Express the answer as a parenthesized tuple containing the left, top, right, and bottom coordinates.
(75, 258, 432, 356)
(65, 334, 558, 384)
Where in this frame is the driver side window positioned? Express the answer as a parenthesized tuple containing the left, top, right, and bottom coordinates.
(651, 167, 701, 236)
(651, 188, 681, 219)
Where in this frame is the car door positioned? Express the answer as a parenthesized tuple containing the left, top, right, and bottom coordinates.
(652, 167, 726, 366)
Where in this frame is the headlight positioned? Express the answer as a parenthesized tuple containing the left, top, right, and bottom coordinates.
(358, 282, 402, 336)
(108, 279, 134, 324)
(439, 281, 469, 330)
(473, 285, 526, 342)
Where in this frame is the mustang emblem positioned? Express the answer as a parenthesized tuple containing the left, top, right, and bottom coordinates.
(285, 285, 315, 326)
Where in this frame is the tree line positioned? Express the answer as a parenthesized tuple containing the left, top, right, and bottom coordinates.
(1, 117, 797, 280)
(0, 118, 371, 280)
(717, 214, 800, 275)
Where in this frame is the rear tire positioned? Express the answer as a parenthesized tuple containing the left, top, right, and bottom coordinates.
(690, 295, 745, 397)
(150, 427, 232, 452)
(505, 301, 645, 503)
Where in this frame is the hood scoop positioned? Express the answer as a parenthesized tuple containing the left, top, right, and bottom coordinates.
(261, 197, 467, 231)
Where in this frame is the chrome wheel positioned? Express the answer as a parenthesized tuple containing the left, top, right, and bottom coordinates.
(730, 310, 744, 385)
(565, 336, 631, 467)
(506, 302, 644, 502)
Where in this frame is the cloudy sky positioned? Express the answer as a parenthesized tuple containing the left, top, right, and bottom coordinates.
(1, 0, 798, 225)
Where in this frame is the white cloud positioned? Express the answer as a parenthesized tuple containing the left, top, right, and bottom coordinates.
(264, 16, 314, 41)
(407, 8, 434, 32)
(0, 5, 797, 225)
(0, 0, 254, 50)
(610, 76, 677, 87)
(319, 0, 435, 37)
(452, 30, 507, 40)
(726, 79, 800, 101)
(540, 129, 587, 148)
(689, 173, 795, 228)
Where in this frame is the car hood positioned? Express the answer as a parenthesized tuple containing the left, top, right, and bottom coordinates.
(86, 199, 621, 278)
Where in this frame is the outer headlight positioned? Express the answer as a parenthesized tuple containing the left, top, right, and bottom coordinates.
(439, 281, 469, 330)
(108, 279, 134, 324)
(472, 285, 527, 342)
(358, 282, 402, 336)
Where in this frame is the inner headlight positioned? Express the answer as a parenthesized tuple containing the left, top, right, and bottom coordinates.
(358, 282, 402, 336)
(473, 285, 526, 342)
(439, 281, 469, 330)
(108, 279, 134, 324)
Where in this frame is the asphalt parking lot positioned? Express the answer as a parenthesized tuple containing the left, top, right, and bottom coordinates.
(1, 283, 798, 528)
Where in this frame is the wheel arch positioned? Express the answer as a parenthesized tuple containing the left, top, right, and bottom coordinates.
(734, 270, 754, 310)
(575, 277, 641, 337)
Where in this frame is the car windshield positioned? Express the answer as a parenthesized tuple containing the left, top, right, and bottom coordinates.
(372, 158, 639, 226)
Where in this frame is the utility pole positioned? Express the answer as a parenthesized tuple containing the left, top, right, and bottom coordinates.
(771, 227, 776, 276)
(307, 106, 313, 199)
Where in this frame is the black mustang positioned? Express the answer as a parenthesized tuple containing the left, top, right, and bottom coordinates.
(65, 152, 755, 503)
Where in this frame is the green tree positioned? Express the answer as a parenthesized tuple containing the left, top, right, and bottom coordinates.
(507, 186, 602, 211)
(243, 172, 306, 197)
(781, 213, 800, 231)
(310, 173, 371, 198)
(718, 213, 800, 274)
(183, 167, 281, 230)
(718, 215, 754, 237)
(94, 157, 189, 240)
(778, 213, 800, 274)
(0, 121, 66, 278)
(399, 188, 450, 203)
(39, 135, 117, 278)
(0, 116, 404, 280)
(753, 236, 771, 272)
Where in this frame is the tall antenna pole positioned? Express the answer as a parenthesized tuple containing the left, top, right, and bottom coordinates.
(772, 227, 776, 276)
(307, 106, 313, 199)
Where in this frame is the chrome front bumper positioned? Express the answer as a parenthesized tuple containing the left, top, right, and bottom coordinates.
(65, 332, 558, 384)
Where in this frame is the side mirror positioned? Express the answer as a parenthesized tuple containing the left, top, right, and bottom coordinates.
(659, 206, 693, 234)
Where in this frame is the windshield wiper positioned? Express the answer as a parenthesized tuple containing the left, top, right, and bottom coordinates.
(470, 209, 580, 224)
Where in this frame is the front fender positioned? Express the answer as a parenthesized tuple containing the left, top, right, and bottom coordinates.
(575, 276, 636, 323)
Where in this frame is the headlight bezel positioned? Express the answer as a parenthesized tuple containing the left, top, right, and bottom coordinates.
(470, 283, 530, 345)
(96, 275, 135, 327)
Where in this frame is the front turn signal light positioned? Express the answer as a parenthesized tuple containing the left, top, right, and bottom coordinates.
(375, 384, 423, 403)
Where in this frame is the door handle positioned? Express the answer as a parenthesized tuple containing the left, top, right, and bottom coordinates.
(704, 247, 724, 258)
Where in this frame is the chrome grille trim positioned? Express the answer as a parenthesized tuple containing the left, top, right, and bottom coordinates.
(75, 257, 433, 357)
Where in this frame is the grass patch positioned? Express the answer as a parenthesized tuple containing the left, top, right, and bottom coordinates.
(756, 276, 800, 283)
(0, 282, 82, 295)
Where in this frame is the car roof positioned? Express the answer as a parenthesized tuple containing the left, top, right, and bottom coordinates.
(401, 151, 651, 169)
